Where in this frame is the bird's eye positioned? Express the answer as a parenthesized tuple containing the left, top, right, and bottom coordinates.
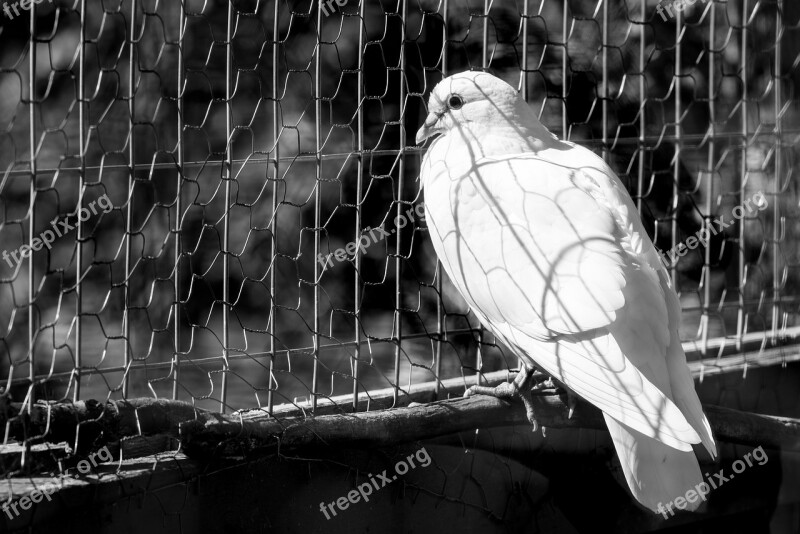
(448, 95, 464, 110)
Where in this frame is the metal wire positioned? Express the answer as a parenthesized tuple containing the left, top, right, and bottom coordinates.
(0, 0, 798, 434)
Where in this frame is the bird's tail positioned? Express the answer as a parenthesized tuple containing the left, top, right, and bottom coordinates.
(604, 414, 708, 514)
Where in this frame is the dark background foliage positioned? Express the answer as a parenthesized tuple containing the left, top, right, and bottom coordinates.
(0, 0, 798, 412)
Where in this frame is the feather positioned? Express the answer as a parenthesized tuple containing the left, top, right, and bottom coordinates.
(417, 71, 717, 512)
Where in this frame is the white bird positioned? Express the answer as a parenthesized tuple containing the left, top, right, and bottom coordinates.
(415, 71, 717, 513)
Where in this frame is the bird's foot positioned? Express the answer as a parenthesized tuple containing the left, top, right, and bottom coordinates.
(530, 376, 579, 418)
(533, 376, 558, 391)
(465, 367, 539, 431)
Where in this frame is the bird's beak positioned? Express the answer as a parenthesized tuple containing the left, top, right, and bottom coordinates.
(415, 112, 444, 145)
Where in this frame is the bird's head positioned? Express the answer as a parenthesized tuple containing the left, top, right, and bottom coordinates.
(415, 71, 531, 145)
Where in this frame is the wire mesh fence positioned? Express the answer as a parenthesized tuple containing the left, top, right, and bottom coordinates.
(0, 0, 799, 516)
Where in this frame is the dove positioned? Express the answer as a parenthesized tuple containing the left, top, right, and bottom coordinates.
(415, 71, 717, 513)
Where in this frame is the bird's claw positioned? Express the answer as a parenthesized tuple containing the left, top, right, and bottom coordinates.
(533, 376, 557, 390)
(464, 368, 540, 432)
(523, 398, 538, 432)
(562, 389, 579, 419)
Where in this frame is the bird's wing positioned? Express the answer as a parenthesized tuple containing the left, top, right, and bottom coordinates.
(424, 150, 704, 449)
(445, 152, 639, 338)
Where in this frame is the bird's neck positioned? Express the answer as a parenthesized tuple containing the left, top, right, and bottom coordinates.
(419, 105, 571, 190)
(451, 118, 566, 158)
(420, 121, 567, 191)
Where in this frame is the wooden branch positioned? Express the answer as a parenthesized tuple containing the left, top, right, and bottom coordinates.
(1, 398, 205, 452)
(179, 392, 800, 458)
(5, 386, 800, 463)
(178, 392, 585, 458)
(703, 404, 800, 450)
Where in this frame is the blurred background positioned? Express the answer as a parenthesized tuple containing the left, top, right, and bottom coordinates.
(0, 0, 798, 414)
(0, 0, 798, 413)
(1, 0, 800, 532)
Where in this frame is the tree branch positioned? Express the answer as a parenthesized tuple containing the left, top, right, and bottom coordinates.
(4, 386, 800, 462)
(179, 392, 800, 458)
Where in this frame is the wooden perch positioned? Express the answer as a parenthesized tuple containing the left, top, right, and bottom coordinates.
(179, 391, 800, 458)
(1, 398, 206, 452)
(4, 385, 800, 462)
